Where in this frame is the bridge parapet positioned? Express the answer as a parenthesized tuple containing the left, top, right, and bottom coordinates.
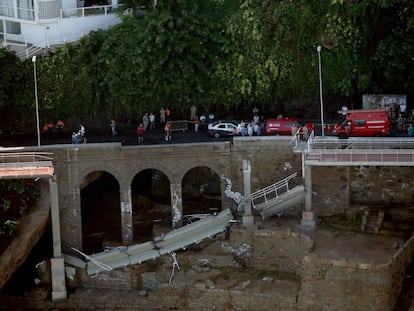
(0, 152, 54, 179)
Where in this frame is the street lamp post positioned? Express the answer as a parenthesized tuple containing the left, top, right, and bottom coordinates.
(317, 45, 325, 137)
(32, 55, 40, 147)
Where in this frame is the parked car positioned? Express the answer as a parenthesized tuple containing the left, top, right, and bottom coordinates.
(207, 121, 239, 138)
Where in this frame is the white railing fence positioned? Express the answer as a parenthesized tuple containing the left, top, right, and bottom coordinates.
(0, 152, 53, 168)
(251, 172, 298, 209)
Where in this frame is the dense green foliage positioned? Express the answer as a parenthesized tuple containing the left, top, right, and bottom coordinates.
(0, 180, 40, 238)
(0, 0, 413, 130)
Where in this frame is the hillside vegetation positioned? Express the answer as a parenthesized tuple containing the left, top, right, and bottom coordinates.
(0, 0, 413, 131)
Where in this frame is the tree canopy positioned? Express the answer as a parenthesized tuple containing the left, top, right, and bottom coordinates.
(1, 0, 413, 130)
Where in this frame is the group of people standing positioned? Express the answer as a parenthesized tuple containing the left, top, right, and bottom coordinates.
(136, 107, 173, 143)
(190, 105, 219, 133)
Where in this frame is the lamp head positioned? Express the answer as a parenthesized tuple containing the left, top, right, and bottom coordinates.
(317, 46, 321, 52)
(32, 55, 36, 62)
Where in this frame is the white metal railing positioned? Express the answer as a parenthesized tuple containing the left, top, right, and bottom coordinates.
(251, 172, 297, 209)
(8, 4, 121, 59)
(0, 152, 53, 168)
(305, 149, 414, 165)
(309, 137, 414, 151)
(0, 4, 34, 20)
(15, 16, 120, 60)
(291, 130, 315, 150)
(60, 5, 119, 18)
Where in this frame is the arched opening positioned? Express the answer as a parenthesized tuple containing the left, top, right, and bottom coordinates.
(182, 166, 222, 217)
(80, 171, 121, 253)
(131, 169, 171, 243)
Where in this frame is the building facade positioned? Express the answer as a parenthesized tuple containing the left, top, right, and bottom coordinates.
(0, 0, 120, 55)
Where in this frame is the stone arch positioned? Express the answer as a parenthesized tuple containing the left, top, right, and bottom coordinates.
(130, 168, 172, 243)
(76, 163, 125, 190)
(181, 165, 222, 216)
(180, 158, 231, 214)
(176, 158, 227, 183)
(124, 163, 175, 187)
(80, 170, 121, 253)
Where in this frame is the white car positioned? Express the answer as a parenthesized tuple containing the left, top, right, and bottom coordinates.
(207, 121, 239, 138)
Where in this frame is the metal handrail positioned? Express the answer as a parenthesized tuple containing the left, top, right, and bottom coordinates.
(251, 173, 297, 208)
(310, 137, 414, 151)
(306, 149, 414, 165)
(60, 5, 119, 19)
(0, 152, 53, 168)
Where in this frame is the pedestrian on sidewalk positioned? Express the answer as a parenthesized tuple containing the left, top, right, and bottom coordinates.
(166, 108, 171, 121)
(143, 113, 149, 131)
(194, 115, 200, 133)
(160, 107, 166, 124)
(110, 119, 118, 136)
(149, 112, 155, 130)
(190, 104, 197, 121)
(164, 121, 171, 141)
(137, 123, 145, 144)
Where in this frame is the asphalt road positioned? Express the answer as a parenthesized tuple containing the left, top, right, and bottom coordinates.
(0, 125, 233, 148)
(1, 121, 409, 148)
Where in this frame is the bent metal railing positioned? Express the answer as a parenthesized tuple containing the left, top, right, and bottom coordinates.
(84, 208, 233, 275)
(251, 172, 298, 209)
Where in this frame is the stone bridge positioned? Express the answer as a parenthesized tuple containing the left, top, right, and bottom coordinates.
(4, 136, 414, 304)
(40, 138, 301, 255)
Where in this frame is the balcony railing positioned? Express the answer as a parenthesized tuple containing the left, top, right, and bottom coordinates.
(60, 5, 120, 18)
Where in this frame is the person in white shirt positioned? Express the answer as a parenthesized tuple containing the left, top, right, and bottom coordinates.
(341, 105, 348, 120)
(149, 112, 155, 130)
(400, 102, 407, 117)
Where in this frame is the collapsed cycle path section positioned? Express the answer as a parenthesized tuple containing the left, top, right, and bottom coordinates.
(65, 208, 234, 276)
(251, 173, 305, 219)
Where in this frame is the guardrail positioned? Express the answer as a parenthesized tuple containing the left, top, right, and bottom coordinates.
(305, 149, 414, 166)
(291, 130, 315, 150)
(170, 120, 188, 132)
(251, 173, 298, 209)
(0, 152, 53, 168)
(310, 137, 414, 150)
(60, 5, 119, 18)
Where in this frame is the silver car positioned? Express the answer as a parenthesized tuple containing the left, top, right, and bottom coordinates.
(207, 121, 239, 138)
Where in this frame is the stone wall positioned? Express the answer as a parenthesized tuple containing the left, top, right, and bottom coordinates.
(350, 166, 414, 204)
(311, 166, 349, 216)
(297, 234, 414, 311)
(230, 137, 302, 193)
(312, 166, 414, 216)
(0, 286, 298, 311)
(253, 228, 314, 274)
(229, 225, 314, 275)
(5, 226, 412, 311)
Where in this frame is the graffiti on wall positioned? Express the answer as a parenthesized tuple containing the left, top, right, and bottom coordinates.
(362, 94, 406, 110)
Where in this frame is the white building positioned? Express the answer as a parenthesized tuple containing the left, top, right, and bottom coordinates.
(0, 0, 122, 58)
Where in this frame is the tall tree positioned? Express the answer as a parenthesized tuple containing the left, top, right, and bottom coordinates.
(99, 0, 237, 117)
(0, 48, 33, 131)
